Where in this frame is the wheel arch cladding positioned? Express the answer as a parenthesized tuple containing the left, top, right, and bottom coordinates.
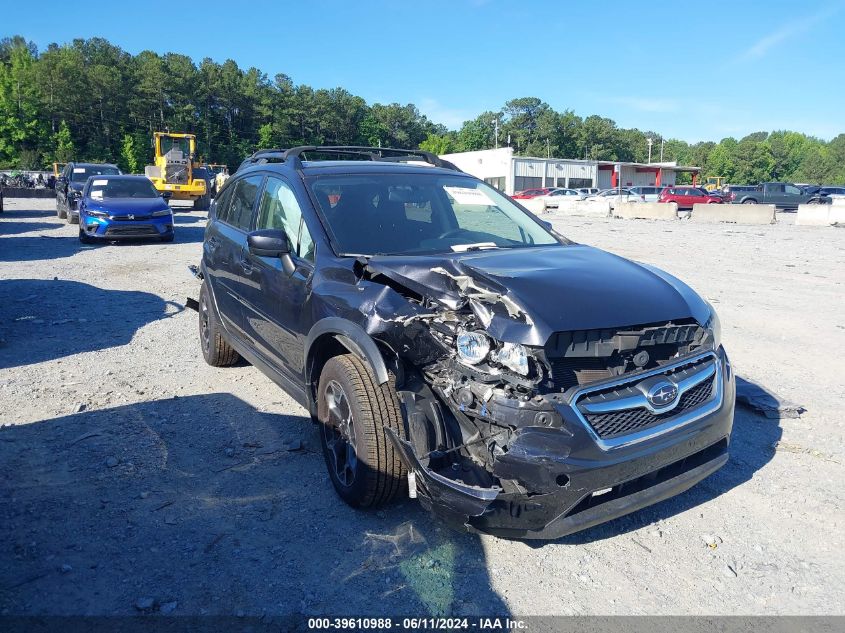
(305, 318, 391, 392)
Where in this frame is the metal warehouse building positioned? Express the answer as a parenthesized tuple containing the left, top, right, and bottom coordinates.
(439, 148, 701, 195)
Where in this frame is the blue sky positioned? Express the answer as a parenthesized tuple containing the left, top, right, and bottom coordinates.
(5, 0, 845, 142)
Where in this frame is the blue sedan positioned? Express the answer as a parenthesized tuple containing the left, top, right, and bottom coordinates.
(78, 175, 175, 243)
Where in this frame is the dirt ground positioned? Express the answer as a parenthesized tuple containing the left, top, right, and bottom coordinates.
(0, 198, 843, 617)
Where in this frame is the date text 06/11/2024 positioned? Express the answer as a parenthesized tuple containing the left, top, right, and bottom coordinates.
(306, 617, 527, 630)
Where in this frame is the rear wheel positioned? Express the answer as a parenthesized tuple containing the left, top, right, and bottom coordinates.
(318, 354, 406, 508)
(57, 198, 66, 219)
(198, 281, 240, 367)
(742, 199, 757, 204)
(193, 194, 211, 211)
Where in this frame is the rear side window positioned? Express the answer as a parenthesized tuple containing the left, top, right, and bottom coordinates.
(225, 175, 264, 231)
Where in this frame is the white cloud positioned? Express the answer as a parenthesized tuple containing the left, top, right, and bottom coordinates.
(736, 3, 843, 61)
(417, 98, 473, 130)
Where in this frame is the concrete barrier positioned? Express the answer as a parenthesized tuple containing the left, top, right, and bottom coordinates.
(829, 206, 845, 224)
(796, 204, 833, 226)
(613, 202, 677, 220)
(0, 187, 54, 199)
(690, 203, 775, 225)
(548, 199, 611, 217)
(521, 197, 547, 214)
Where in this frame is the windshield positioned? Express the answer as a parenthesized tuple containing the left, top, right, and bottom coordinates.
(71, 165, 120, 183)
(159, 136, 191, 158)
(87, 178, 160, 199)
(307, 173, 561, 256)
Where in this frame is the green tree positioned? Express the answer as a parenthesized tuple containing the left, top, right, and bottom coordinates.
(54, 119, 75, 162)
(119, 133, 139, 173)
(419, 132, 455, 155)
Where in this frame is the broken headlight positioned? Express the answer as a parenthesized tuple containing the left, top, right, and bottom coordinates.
(703, 302, 722, 350)
(456, 331, 531, 376)
(491, 342, 529, 376)
(456, 330, 491, 365)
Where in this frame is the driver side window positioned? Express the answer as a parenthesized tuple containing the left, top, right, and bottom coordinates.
(257, 176, 315, 262)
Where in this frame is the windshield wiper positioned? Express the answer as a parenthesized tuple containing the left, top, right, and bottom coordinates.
(450, 242, 500, 252)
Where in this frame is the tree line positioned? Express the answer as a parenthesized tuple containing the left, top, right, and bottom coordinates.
(2, 35, 843, 185)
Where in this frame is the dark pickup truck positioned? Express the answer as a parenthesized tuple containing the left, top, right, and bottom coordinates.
(731, 182, 830, 210)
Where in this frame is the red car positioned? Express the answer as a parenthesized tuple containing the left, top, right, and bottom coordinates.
(512, 187, 553, 199)
(658, 186, 723, 209)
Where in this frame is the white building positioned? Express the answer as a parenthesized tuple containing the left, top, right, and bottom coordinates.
(439, 147, 701, 195)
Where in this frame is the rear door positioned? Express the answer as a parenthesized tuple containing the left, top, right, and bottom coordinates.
(239, 174, 315, 382)
(204, 174, 264, 339)
(782, 184, 803, 209)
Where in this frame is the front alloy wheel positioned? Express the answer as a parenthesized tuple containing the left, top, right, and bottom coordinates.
(317, 354, 406, 508)
(322, 380, 358, 487)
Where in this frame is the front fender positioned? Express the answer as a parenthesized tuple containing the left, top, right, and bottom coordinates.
(304, 317, 390, 385)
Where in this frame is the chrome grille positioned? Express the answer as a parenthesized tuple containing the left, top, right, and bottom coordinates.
(585, 378, 713, 439)
(571, 352, 723, 450)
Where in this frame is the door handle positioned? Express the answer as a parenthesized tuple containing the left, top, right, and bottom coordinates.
(206, 237, 219, 252)
(239, 256, 253, 275)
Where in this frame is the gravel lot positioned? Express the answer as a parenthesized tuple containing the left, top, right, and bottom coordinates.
(1, 198, 843, 617)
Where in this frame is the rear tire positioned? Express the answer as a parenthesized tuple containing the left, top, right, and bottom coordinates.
(193, 194, 211, 211)
(198, 281, 240, 367)
(57, 199, 67, 219)
(742, 199, 757, 204)
(317, 354, 406, 508)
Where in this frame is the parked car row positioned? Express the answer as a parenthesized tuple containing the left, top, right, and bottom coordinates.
(514, 180, 834, 212)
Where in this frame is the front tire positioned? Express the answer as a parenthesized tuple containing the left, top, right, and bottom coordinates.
(198, 281, 240, 367)
(67, 209, 79, 224)
(57, 198, 67, 219)
(317, 354, 406, 508)
(78, 227, 94, 244)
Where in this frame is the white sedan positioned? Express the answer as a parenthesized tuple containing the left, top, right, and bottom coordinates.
(585, 188, 644, 210)
(535, 188, 583, 208)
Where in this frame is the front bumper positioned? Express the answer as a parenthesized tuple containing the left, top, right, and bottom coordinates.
(80, 214, 174, 240)
(387, 347, 735, 540)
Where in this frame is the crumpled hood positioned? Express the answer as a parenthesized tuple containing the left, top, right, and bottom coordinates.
(84, 197, 170, 215)
(364, 245, 710, 346)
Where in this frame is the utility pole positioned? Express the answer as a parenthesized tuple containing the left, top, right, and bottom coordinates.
(492, 118, 499, 149)
(660, 138, 665, 162)
(647, 138, 653, 164)
(546, 138, 550, 158)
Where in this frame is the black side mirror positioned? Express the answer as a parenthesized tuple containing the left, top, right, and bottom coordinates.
(248, 228, 295, 275)
(539, 219, 553, 231)
(161, 191, 173, 200)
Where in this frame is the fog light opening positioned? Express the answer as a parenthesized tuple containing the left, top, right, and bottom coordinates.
(556, 474, 570, 488)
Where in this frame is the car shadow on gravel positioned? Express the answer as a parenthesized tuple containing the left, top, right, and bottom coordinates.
(0, 235, 83, 262)
(0, 220, 63, 236)
(0, 279, 183, 370)
(0, 394, 509, 618)
(547, 376, 783, 546)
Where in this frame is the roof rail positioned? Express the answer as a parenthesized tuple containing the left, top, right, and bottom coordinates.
(282, 146, 462, 172)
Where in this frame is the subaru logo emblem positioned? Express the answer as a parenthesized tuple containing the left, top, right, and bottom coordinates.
(647, 380, 678, 408)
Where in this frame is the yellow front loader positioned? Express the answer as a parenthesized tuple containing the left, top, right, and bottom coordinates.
(144, 132, 210, 210)
(704, 176, 725, 191)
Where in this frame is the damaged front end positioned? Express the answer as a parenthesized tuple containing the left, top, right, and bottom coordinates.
(359, 249, 734, 539)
